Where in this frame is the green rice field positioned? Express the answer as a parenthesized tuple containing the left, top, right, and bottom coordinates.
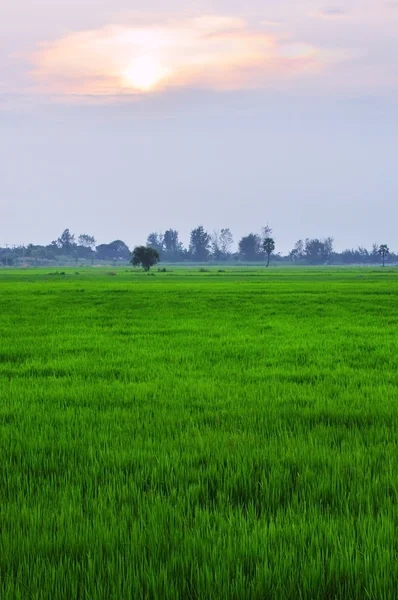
(1, 267, 398, 599)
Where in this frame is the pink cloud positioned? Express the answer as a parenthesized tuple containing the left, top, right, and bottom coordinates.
(31, 16, 326, 98)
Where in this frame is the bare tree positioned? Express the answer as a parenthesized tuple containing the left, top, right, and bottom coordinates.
(211, 228, 234, 260)
(219, 228, 234, 258)
(78, 234, 96, 250)
(261, 224, 273, 245)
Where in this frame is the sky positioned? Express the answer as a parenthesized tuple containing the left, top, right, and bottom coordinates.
(1, 0, 397, 252)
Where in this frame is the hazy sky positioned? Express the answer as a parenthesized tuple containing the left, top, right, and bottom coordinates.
(1, 1, 397, 251)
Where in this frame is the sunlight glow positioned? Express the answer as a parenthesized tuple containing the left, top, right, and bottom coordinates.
(124, 55, 170, 91)
(31, 16, 327, 97)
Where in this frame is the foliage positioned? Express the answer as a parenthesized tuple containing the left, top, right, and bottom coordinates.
(263, 237, 276, 267)
(1, 225, 396, 266)
(77, 234, 96, 250)
(131, 246, 160, 271)
(146, 230, 184, 261)
(163, 229, 182, 255)
(189, 226, 211, 262)
(146, 232, 164, 253)
(57, 228, 75, 250)
(303, 237, 334, 264)
(260, 224, 273, 244)
(289, 239, 305, 262)
(238, 233, 262, 261)
(96, 240, 130, 262)
(379, 244, 390, 267)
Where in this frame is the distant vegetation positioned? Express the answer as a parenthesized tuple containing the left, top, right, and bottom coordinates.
(0, 225, 394, 267)
(131, 246, 160, 272)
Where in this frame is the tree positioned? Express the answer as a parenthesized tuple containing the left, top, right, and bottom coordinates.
(211, 231, 223, 260)
(261, 224, 273, 245)
(263, 237, 275, 267)
(304, 237, 334, 264)
(371, 243, 379, 263)
(189, 226, 211, 262)
(77, 234, 97, 263)
(78, 234, 96, 250)
(96, 240, 130, 262)
(357, 246, 370, 263)
(131, 246, 160, 272)
(289, 239, 304, 262)
(219, 228, 234, 258)
(324, 237, 334, 260)
(378, 244, 390, 267)
(238, 234, 262, 261)
(212, 228, 234, 260)
(146, 232, 164, 254)
(163, 229, 178, 253)
(57, 229, 75, 253)
(163, 229, 184, 261)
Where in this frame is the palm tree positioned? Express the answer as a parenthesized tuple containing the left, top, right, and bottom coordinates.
(263, 237, 276, 268)
(378, 244, 390, 267)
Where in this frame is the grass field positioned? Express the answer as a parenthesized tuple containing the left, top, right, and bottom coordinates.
(1, 267, 398, 599)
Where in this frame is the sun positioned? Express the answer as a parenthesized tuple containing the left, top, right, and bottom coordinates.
(124, 55, 169, 91)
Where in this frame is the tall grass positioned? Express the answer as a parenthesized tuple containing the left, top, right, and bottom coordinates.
(1, 268, 398, 599)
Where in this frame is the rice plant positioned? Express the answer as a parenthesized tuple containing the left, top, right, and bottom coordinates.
(1, 267, 397, 599)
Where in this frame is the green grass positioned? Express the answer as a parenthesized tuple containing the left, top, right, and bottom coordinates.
(1, 267, 398, 599)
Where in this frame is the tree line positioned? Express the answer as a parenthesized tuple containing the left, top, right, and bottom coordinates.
(0, 226, 394, 267)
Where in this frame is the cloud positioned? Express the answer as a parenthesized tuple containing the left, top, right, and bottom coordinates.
(322, 8, 346, 16)
(315, 7, 349, 19)
(31, 15, 327, 98)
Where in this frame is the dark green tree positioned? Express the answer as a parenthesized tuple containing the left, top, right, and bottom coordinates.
(96, 240, 130, 262)
(263, 237, 275, 267)
(261, 224, 273, 244)
(57, 229, 75, 253)
(163, 229, 177, 252)
(378, 244, 390, 267)
(163, 229, 184, 260)
(146, 232, 164, 254)
(238, 234, 262, 261)
(371, 243, 379, 263)
(304, 237, 334, 264)
(77, 234, 97, 262)
(289, 239, 304, 262)
(131, 246, 160, 272)
(189, 226, 211, 262)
